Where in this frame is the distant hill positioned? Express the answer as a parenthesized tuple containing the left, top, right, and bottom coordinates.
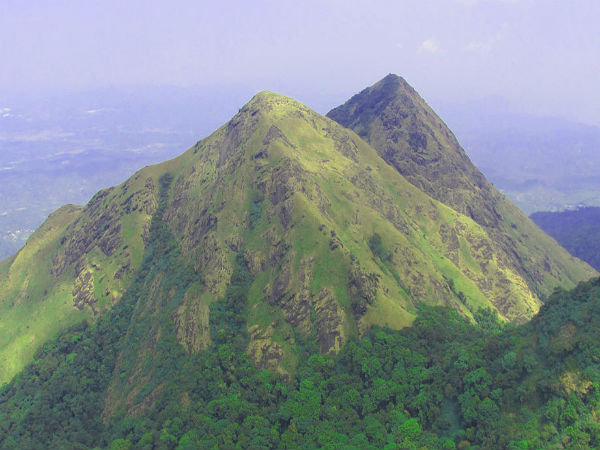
(438, 100, 600, 214)
(531, 207, 600, 271)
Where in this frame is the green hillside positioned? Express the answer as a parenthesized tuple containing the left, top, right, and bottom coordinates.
(0, 164, 163, 384)
(327, 74, 593, 305)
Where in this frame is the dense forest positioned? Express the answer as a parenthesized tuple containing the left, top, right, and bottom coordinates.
(1, 185, 599, 450)
(531, 207, 600, 271)
(3, 277, 600, 449)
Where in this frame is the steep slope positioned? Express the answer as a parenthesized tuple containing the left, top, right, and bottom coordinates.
(327, 74, 595, 303)
(0, 204, 84, 382)
(0, 88, 594, 393)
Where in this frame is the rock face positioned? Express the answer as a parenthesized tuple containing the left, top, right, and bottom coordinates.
(0, 81, 596, 398)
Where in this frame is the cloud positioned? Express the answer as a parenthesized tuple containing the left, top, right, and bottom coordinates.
(85, 107, 114, 114)
(46, 149, 85, 159)
(465, 24, 509, 53)
(419, 38, 439, 53)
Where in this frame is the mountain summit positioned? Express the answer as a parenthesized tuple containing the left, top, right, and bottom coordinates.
(328, 74, 492, 221)
(0, 81, 595, 391)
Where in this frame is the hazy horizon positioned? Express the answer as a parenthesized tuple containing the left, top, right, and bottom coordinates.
(1, 0, 599, 126)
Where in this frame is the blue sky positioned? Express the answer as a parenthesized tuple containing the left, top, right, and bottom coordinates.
(1, 0, 599, 124)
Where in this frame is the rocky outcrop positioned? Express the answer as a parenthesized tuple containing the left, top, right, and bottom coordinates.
(247, 324, 284, 372)
(72, 261, 97, 314)
(172, 291, 212, 353)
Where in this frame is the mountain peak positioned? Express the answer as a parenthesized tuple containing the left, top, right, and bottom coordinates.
(248, 90, 288, 104)
(242, 90, 308, 116)
(350, 74, 417, 108)
(327, 75, 489, 216)
(377, 73, 412, 90)
(211, 90, 319, 168)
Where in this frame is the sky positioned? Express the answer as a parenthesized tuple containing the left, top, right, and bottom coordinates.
(1, 0, 599, 125)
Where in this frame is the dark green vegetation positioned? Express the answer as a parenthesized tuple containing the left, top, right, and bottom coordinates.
(0, 76, 597, 449)
(531, 207, 600, 271)
(3, 266, 600, 448)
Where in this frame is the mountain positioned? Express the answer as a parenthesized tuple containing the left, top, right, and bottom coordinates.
(0, 79, 596, 449)
(1, 83, 595, 387)
(531, 207, 600, 271)
(327, 73, 592, 307)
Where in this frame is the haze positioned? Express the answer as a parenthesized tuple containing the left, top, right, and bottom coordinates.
(1, 0, 599, 125)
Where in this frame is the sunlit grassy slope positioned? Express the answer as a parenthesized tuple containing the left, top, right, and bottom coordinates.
(0, 87, 595, 387)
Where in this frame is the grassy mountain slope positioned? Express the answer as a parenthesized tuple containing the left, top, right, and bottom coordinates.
(0, 205, 83, 382)
(1, 89, 587, 388)
(327, 73, 595, 304)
